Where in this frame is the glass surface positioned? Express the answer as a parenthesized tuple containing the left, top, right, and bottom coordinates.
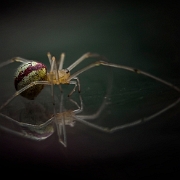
(0, 1, 179, 178)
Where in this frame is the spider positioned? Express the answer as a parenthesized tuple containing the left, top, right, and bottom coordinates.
(0, 52, 180, 147)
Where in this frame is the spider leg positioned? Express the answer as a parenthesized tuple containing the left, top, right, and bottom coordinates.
(70, 94, 83, 114)
(75, 116, 142, 133)
(0, 110, 54, 142)
(58, 85, 63, 92)
(67, 53, 101, 71)
(68, 77, 80, 97)
(0, 57, 33, 68)
(58, 53, 65, 70)
(75, 97, 180, 133)
(0, 111, 53, 128)
(54, 92, 67, 147)
(0, 122, 51, 141)
(68, 60, 180, 93)
(0, 81, 50, 111)
(55, 115, 67, 147)
(77, 96, 108, 120)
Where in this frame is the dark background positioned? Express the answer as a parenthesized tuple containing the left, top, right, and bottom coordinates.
(0, 1, 180, 179)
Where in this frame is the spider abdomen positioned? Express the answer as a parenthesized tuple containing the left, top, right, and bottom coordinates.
(14, 61, 47, 100)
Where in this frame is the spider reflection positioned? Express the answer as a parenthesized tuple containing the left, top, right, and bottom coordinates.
(0, 91, 180, 147)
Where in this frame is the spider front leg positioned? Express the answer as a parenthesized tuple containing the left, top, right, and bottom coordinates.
(68, 60, 180, 93)
(68, 77, 81, 97)
(0, 57, 33, 68)
(0, 81, 50, 112)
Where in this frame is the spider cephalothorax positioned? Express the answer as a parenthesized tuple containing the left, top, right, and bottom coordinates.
(47, 69, 70, 84)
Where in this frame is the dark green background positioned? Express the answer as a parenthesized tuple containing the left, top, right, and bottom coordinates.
(0, 1, 180, 178)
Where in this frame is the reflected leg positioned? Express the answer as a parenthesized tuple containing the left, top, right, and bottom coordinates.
(75, 97, 180, 133)
(68, 77, 80, 96)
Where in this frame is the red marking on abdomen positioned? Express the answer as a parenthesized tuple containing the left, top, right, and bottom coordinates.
(14, 62, 46, 90)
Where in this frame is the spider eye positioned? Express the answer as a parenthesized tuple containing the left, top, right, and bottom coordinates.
(66, 69, 69, 73)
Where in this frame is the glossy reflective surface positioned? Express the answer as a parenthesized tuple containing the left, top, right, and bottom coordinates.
(0, 1, 180, 178)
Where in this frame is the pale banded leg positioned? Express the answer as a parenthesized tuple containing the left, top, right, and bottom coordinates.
(55, 92, 67, 147)
(68, 60, 180, 93)
(68, 77, 81, 96)
(77, 96, 108, 120)
(70, 94, 83, 114)
(58, 53, 65, 92)
(0, 57, 32, 68)
(0, 81, 50, 111)
(0, 111, 54, 141)
(67, 52, 101, 71)
(75, 97, 180, 133)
